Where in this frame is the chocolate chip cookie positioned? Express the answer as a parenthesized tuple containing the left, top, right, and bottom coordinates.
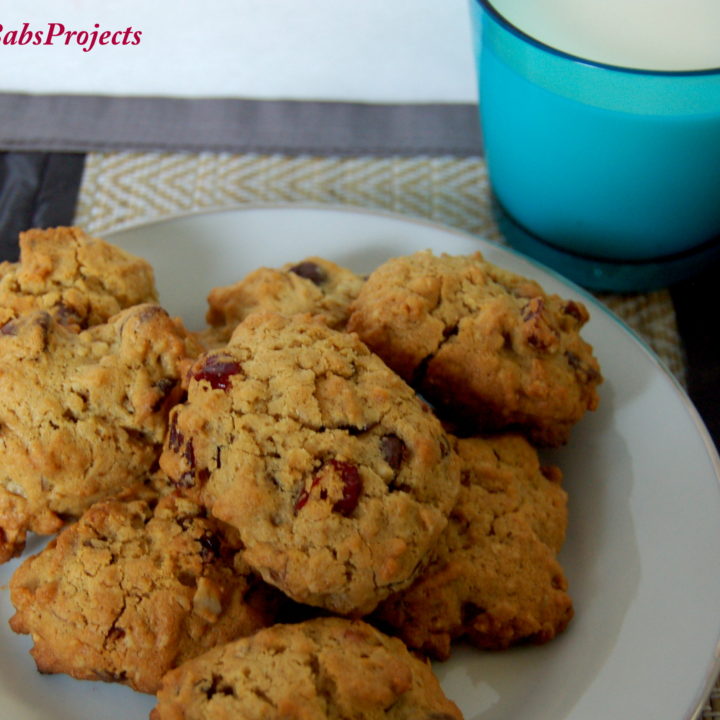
(0, 303, 198, 562)
(151, 617, 463, 720)
(9, 491, 282, 693)
(0, 226, 157, 332)
(203, 256, 363, 345)
(160, 312, 460, 615)
(374, 433, 573, 658)
(346, 250, 602, 446)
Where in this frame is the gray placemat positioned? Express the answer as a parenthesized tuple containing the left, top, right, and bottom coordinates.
(0, 94, 483, 157)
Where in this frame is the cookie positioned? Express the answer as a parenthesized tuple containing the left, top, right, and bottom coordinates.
(346, 250, 601, 446)
(0, 226, 157, 332)
(0, 303, 198, 562)
(160, 312, 460, 615)
(151, 617, 463, 720)
(203, 256, 363, 344)
(374, 433, 573, 658)
(9, 491, 282, 694)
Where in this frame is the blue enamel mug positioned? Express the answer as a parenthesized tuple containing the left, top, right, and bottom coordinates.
(470, 0, 720, 291)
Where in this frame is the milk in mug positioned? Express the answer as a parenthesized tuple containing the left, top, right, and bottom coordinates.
(490, 0, 720, 71)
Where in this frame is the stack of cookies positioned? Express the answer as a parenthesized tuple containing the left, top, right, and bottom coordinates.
(1, 227, 602, 720)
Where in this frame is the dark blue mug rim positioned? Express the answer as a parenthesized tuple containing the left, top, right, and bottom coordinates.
(475, 0, 720, 77)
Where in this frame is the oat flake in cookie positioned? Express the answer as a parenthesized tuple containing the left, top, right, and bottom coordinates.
(346, 250, 602, 446)
(0, 303, 198, 562)
(0, 226, 157, 332)
(151, 617, 463, 720)
(160, 312, 460, 615)
(9, 491, 282, 694)
(375, 434, 573, 658)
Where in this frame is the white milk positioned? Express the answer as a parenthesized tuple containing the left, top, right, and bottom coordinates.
(489, 0, 720, 71)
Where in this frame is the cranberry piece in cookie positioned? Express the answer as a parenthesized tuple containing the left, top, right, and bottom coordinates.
(192, 355, 243, 390)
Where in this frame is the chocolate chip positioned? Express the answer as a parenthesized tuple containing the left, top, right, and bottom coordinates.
(289, 261, 326, 285)
(380, 434, 406, 471)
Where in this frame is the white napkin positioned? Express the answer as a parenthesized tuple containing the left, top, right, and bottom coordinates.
(0, 0, 477, 102)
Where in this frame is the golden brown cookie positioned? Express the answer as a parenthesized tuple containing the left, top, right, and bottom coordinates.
(0, 303, 198, 562)
(374, 433, 573, 658)
(0, 226, 157, 331)
(9, 491, 282, 694)
(160, 312, 460, 615)
(203, 256, 363, 344)
(346, 250, 602, 446)
(151, 617, 463, 720)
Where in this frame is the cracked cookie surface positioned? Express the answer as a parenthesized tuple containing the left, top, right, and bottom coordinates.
(201, 257, 364, 347)
(0, 226, 157, 332)
(9, 491, 282, 694)
(160, 312, 460, 615)
(151, 617, 463, 720)
(346, 250, 602, 446)
(0, 303, 198, 562)
(374, 434, 573, 658)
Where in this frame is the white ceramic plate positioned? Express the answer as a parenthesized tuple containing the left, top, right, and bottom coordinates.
(1, 205, 719, 720)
